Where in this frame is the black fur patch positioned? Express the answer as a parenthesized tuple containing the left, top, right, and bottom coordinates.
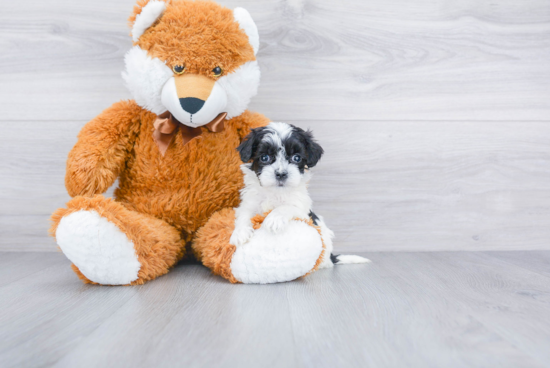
(309, 210, 320, 225)
(236, 124, 325, 179)
(330, 253, 340, 264)
(236, 126, 269, 163)
(290, 126, 324, 168)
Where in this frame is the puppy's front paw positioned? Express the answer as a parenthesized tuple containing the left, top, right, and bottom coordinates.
(262, 213, 290, 233)
(230, 226, 255, 247)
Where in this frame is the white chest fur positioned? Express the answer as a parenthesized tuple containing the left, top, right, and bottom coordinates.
(240, 165, 312, 218)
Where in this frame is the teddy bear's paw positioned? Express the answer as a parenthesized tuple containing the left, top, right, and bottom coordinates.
(230, 220, 324, 284)
(55, 210, 141, 285)
(229, 225, 255, 246)
(262, 212, 291, 233)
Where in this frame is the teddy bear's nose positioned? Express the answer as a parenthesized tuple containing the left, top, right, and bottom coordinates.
(179, 97, 205, 114)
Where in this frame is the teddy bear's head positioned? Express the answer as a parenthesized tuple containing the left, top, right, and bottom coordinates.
(123, 0, 260, 127)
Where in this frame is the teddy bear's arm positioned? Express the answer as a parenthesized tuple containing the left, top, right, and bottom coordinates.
(65, 100, 143, 197)
(232, 110, 271, 141)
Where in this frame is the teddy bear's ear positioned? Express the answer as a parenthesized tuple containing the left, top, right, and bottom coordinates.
(233, 7, 259, 55)
(129, 0, 168, 43)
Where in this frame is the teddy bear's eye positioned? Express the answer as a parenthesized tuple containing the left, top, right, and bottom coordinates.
(173, 65, 185, 75)
(212, 66, 223, 77)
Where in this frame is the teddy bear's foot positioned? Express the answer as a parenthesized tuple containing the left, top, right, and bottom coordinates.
(56, 210, 141, 285)
(194, 208, 326, 284)
(230, 221, 324, 284)
(51, 195, 185, 285)
(230, 221, 323, 284)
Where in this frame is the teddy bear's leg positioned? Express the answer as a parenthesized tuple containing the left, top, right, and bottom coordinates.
(193, 208, 326, 284)
(50, 195, 185, 285)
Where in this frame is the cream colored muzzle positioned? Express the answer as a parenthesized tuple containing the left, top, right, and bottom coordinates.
(161, 73, 228, 128)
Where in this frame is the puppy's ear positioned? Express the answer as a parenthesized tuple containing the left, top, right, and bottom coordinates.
(300, 129, 324, 168)
(237, 127, 266, 163)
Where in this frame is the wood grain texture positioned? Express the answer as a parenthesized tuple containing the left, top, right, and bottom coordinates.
(2, 120, 550, 252)
(293, 120, 550, 252)
(0, 0, 548, 121)
(1, 251, 550, 367)
(1, 0, 549, 251)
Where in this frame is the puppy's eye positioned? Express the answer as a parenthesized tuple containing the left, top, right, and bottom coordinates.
(260, 154, 270, 163)
(212, 66, 223, 77)
(173, 65, 185, 75)
(291, 154, 302, 163)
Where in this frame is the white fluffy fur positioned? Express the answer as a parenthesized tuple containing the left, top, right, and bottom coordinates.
(131, 0, 167, 42)
(233, 7, 260, 55)
(122, 46, 173, 115)
(230, 221, 324, 284)
(217, 61, 261, 119)
(55, 210, 141, 285)
(266, 122, 293, 140)
(122, 49, 260, 124)
(230, 163, 336, 271)
(231, 164, 314, 242)
(230, 123, 333, 258)
(122, 6, 261, 126)
(230, 122, 370, 271)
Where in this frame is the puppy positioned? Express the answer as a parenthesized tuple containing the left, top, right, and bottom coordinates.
(230, 122, 370, 268)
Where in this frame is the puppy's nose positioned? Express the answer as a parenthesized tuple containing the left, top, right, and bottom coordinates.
(275, 171, 288, 181)
(179, 97, 205, 114)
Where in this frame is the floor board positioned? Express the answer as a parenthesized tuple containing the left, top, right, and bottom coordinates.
(0, 252, 65, 287)
(0, 251, 549, 368)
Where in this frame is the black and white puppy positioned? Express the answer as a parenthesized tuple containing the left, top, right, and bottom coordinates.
(230, 122, 369, 268)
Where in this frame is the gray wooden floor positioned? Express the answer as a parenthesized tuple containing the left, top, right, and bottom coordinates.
(1, 251, 550, 368)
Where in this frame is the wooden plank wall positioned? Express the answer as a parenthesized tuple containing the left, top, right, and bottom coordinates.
(1, 0, 549, 252)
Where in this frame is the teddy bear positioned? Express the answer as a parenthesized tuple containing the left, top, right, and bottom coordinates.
(49, 0, 327, 285)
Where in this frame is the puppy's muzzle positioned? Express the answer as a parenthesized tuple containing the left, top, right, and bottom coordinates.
(275, 170, 288, 181)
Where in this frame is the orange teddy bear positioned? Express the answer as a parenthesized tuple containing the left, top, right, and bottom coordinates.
(49, 0, 328, 285)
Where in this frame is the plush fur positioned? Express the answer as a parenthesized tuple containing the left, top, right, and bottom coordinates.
(131, 0, 167, 42)
(230, 217, 325, 284)
(50, 195, 185, 285)
(230, 122, 369, 269)
(231, 123, 323, 243)
(50, 0, 330, 285)
(193, 208, 240, 284)
(194, 209, 327, 284)
(56, 210, 141, 285)
(132, 0, 255, 75)
(232, 7, 259, 55)
(123, 1, 260, 126)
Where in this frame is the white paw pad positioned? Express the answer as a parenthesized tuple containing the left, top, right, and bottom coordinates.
(229, 226, 255, 246)
(262, 213, 290, 233)
(230, 220, 323, 284)
(55, 210, 141, 285)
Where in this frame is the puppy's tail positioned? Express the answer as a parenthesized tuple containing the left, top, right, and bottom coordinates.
(330, 253, 371, 265)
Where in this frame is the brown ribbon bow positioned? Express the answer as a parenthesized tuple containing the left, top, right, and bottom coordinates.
(153, 111, 227, 156)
